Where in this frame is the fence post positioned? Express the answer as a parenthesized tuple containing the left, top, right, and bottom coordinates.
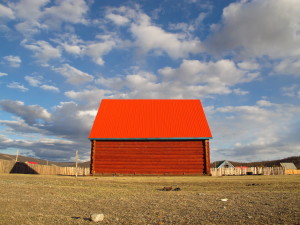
(75, 151, 78, 177)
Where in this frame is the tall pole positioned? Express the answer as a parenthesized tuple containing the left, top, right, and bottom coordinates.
(15, 150, 19, 162)
(75, 150, 78, 177)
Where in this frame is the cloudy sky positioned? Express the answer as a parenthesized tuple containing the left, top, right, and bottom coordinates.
(0, 0, 299, 163)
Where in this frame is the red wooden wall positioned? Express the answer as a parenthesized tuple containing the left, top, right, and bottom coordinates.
(90, 140, 210, 175)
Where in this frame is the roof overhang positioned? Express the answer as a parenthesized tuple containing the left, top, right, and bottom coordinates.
(89, 137, 212, 141)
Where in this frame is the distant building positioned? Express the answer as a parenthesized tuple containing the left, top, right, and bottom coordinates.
(216, 160, 234, 169)
(280, 162, 297, 170)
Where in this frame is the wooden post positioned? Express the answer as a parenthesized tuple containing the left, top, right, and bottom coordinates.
(90, 140, 96, 175)
(75, 150, 78, 177)
(203, 140, 211, 175)
(15, 150, 19, 162)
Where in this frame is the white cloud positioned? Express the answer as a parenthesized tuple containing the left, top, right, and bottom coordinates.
(48, 101, 95, 139)
(106, 6, 203, 59)
(82, 39, 116, 65)
(9, 0, 48, 36)
(21, 40, 61, 66)
(52, 64, 93, 85)
(25, 76, 59, 93)
(25, 76, 41, 87)
(55, 34, 116, 65)
(281, 85, 300, 98)
(0, 100, 51, 125)
(40, 84, 59, 92)
(207, 0, 300, 58)
(208, 100, 300, 161)
(131, 23, 202, 58)
(232, 88, 248, 96)
(0, 3, 15, 19)
(0, 72, 8, 77)
(106, 13, 129, 26)
(0, 133, 77, 161)
(3, 55, 21, 68)
(0, 100, 93, 143)
(6, 82, 28, 92)
(237, 61, 259, 70)
(159, 59, 258, 95)
(9, 0, 88, 36)
(43, 0, 89, 29)
(65, 89, 109, 108)
(275, 58, 300, 77)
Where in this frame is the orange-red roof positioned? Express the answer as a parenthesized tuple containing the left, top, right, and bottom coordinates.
(89, 99, 212, 139)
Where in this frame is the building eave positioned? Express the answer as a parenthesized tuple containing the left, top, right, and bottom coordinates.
(89, 137, 212, 141)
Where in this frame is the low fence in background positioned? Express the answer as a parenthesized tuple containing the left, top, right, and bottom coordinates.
(210, 167, 295, 176)
(285, 169, 300, 175)
(0, 159, 90, 176)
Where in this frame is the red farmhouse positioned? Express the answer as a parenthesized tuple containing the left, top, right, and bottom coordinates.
(89, 99, 212, 175)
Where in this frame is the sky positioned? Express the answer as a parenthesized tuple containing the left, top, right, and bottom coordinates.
(0, 0, 299, 163)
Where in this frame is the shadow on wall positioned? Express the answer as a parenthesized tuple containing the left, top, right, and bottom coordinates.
(10, 162, 38, 174)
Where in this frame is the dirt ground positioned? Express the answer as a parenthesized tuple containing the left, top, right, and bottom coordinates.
(0, 174, 299, 225)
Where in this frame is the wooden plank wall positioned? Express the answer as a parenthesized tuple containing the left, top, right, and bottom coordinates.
(93, 140, 207, 175)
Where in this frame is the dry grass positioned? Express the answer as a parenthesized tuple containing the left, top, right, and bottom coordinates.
(0, 174, 299, 224)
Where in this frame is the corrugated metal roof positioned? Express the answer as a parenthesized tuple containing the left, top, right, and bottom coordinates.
(89, 99, 212, 139)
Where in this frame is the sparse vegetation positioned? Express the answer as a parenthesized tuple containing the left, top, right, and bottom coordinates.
(0, 174, 299, 224)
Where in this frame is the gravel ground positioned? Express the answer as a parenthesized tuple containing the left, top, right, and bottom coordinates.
(0, 174, 299, 225)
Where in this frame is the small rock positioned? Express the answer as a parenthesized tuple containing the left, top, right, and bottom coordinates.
(91, 213, 104, 222)
(197, 193, 205, 196)
(162, 187, 172, 191)
(221, 198, 228, 202)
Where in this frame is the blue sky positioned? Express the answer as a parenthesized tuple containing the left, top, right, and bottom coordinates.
(0, 0, 299, 162)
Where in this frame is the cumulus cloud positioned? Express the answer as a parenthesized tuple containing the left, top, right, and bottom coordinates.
(207, 0, 300, 59)
(52, 64, 93, 85)
(0, 134, 77, 161)
(3, 55, 21, 68)
(25, 76, 41, 87)
(82, 37, 116, 65)
(55, 33, 117, 65)
(0, 3, 15, 19)
(65, 89, 109, 108)
(21, 40, 61, 66)
(0, 100, 94, 160)
(159, 59, 258, 95)
(25, 76, 59, 92)
(0, 100, 51, 125)
(6, 82, 28, 92)
(9, 0, 48, 36)
(106, 13, 129, 26)
(40, 84, 59, 92)
(207, 100, 300, 161)
(275, 58, 300, 77)
(0, 101, 93, 139)
(7, 0, 88, 36)
(105, 6, 203, 58)
(43, 0, 89, 29)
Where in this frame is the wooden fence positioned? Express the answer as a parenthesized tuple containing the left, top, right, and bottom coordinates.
(210, 167, 293, 176)
(0, 159, 90, 176)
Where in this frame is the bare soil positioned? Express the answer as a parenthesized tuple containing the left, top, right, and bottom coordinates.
(0, 174, 299, 225)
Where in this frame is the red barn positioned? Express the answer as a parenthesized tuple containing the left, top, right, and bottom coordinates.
(89, 99, 212, 175)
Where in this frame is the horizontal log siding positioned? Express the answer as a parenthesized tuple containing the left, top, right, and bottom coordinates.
(93, 140, 206, 175)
